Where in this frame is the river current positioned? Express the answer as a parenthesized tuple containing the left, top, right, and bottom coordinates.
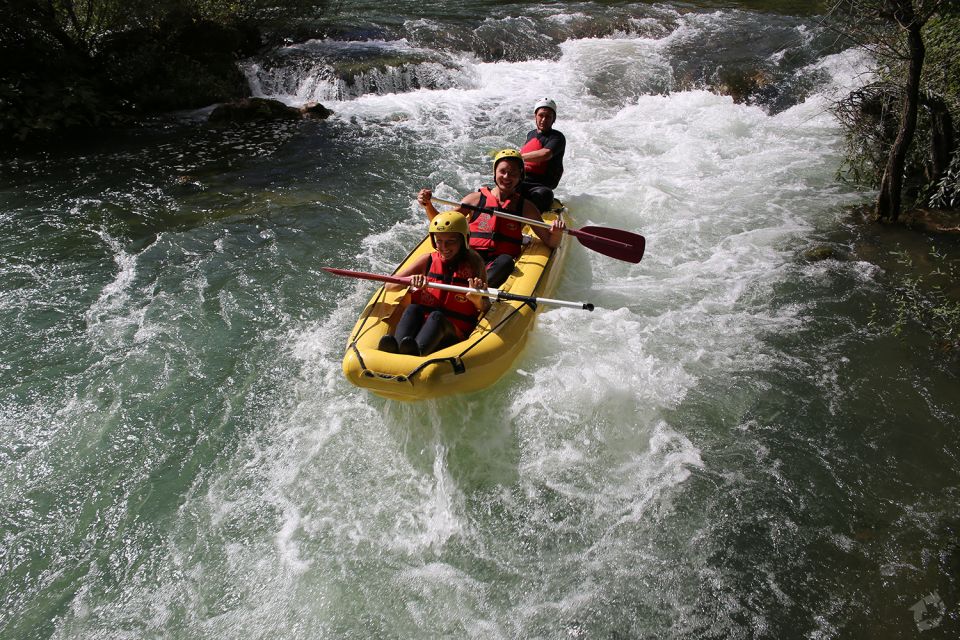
(1, 2, 958, 638)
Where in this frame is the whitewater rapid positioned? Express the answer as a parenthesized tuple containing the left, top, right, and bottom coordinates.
(133, 23, 878, 639)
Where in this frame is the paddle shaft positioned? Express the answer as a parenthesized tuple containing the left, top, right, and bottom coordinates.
(430, 196, 633, 250)
(428, 197, 646, 265)
(431, 196, 555, 231)
(322, 267, 595, 311)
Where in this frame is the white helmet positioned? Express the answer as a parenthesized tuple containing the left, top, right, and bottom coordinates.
(533, 97, 557, 115)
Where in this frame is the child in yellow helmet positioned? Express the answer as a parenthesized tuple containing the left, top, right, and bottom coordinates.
(379, 212, 490, 356)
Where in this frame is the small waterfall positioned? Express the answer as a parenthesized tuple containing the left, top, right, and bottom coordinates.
(242, 38, 479, 103)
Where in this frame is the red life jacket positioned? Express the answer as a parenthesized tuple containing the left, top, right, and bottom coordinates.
(411, 252, 481, 337)
(521, 135, 548, 177)
(469, 186, 525, 258)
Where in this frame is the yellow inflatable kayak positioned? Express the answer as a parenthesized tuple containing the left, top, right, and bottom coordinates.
(341, 204, 570, 401)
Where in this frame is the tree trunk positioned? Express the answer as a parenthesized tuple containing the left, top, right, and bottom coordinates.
(876, 4, 925, 221)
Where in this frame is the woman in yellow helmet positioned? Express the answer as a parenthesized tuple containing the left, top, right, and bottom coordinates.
(417, 148, 565, 287)
(378, 211, 491, 356)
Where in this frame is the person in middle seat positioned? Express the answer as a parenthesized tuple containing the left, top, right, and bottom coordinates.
(417, 148, 564, 288)
(378, 211, 490, 357)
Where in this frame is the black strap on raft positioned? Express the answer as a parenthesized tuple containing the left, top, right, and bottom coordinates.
(402, 302, 527, 379)
(471, 191, 525, 245)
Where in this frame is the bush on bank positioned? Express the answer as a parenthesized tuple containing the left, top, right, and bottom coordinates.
(0, 0, 329, 145)
(833, 4, 960, 215)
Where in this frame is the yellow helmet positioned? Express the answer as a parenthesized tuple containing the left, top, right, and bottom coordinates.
(429, 211, 469, 248)
(493, 148, 523, 170)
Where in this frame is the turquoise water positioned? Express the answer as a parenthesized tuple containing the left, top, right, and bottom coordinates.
(2, 2, 958, 638)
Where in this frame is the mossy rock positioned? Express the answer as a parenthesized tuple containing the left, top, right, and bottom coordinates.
(803, 245, 849, 262)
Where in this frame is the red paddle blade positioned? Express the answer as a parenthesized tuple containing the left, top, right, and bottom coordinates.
(321, 267, 411, 286)
(572, 226, 646, 263)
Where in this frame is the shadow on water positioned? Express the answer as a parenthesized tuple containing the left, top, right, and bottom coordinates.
(655, 241, 960, 638)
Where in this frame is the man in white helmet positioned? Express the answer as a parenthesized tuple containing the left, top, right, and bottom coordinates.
(519, 97, 565, 213)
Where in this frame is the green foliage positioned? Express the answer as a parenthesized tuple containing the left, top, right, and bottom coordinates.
(831, 1, 960, 209)
(869, 245, 960, 350)
(919, 9, 960, 208)
(0, 72, 111, 141)
(0, 0, 331, 146)
(929, 149, 960, 207)
(195, 0, 332, 22)
(923, 9, 960, 108)
(96, 16, 258, 112)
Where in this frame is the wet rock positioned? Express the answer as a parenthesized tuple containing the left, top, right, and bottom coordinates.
(208, 97, 332, 124)
(712, 67, 773, 104)
(299, 101, 333, 119)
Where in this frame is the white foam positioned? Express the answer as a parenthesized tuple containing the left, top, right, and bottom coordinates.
(84, 226, 147, 350)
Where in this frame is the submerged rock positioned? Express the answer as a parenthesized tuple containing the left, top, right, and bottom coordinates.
(712, 67, 774, 104)
(803, 245, 849, 262)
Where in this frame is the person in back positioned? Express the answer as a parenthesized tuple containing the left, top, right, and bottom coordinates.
(519, 97, 565, 213)
(417, 148, 564, 287)
(378, 212, 490, 357)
